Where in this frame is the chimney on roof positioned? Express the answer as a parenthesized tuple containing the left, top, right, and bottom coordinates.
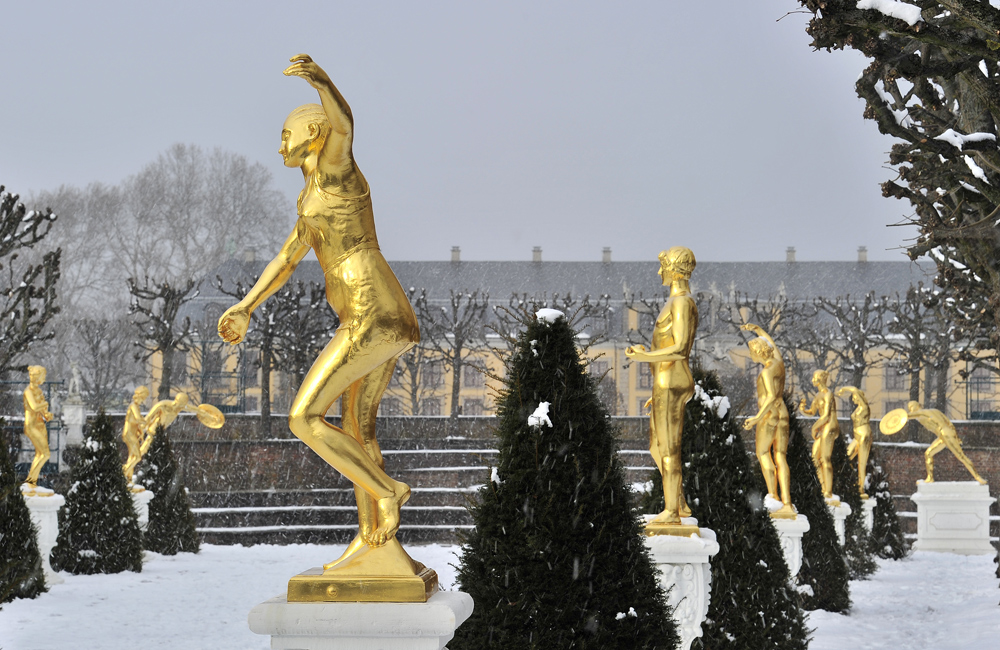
(532, 246, 542, 263)
(602, 247, 612, 263)
(243, 248, 256, 263)
(786, 246, 796, 263)
(857, 246, 868, 263)
(451, 246, 461, 263)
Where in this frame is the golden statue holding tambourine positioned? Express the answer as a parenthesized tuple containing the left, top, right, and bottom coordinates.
(880, 401, 986, 485)
(122, 388, 225, 489)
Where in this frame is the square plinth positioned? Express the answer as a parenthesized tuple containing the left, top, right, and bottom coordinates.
(249, 590, 474, 650)
(288, 565, 438, 603)
(910, 481, 995, 555)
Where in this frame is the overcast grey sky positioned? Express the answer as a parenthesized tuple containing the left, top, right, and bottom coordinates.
(0, 1, 917, 263)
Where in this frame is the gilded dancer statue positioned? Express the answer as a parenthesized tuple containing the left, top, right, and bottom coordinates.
(122, 386, 150, 490)
(837, 386, 871, 499)
(218, 55, 433, 602)
(800, 370, 840, 502)
(21, 366, 54, 496)
(141, 392, 225, 454)
(625, 247, 698, 535)
(881, 401, 987, 485)
(741, 324, 796, 518)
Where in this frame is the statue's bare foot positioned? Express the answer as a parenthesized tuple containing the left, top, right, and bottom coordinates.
(976, 475, 987, 485)
(323, 532, 367, 571)
(367, 482, 410, 547)
(651, 509, 681, 525)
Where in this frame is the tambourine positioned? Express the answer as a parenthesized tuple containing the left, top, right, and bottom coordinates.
(879, 408, 908, 435)
(194, 404, 225, 429)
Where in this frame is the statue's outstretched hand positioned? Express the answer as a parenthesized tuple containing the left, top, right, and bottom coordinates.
(218, 305, 250, 345)
(283, 54, 331, 89)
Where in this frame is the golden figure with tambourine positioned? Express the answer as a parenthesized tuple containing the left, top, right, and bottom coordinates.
(880, 401, 986, 485)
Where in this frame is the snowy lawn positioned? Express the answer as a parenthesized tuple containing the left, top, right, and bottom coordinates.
(0, 543, 460, 650)
(807, 551, 1000, 650)
(1, 546, 997, 649)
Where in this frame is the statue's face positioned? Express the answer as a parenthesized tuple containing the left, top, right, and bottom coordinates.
(279, 115, 317, 168)
(30, 368, 45, 384)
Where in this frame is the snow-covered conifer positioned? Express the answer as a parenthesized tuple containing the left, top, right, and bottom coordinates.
(452, 311, 677, 649)
(833, 433, 877, 579)
(867, 446, 907, 560)
(51, 411, 143, 574)
(0, 421, 46, 602)
(787, 400, 850, 611)
(137, 426, 199, 554)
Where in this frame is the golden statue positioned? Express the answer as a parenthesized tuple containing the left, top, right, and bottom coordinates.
(799, 370, 840, 502)
(880, 401, 986, 485)
(21, 365, 54, 496)
(217, 54, 433, 602)
(141, 392, 225, 455)
(122, 386, 150, 490)
(625, 247, 699, 536)
(741, 324, 796, 518)
(837, 386, 871, 499)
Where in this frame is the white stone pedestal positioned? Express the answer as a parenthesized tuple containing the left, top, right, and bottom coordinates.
(131, 489, 154, 531)
(643, 524, 720, 650)
(62, 399, 85, 447)
(910, 481, 995, 555)
(24, 493, 65, 585)
(826, 498, 852, 546)
(861, 498, 876, 533)
(248, 590, 473, 650)
(771, 515, 810, 577)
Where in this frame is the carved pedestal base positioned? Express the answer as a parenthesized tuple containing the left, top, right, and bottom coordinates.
(826, 497, 851, 546)
(248, 590, 473, 650)
(910, 480, 995, 555)
(24, 493, 65, 585)
(131, 489, 154, 531)
(643, 523, 719, 650)
(861, 497, 876, 533)
(771, 515, 810, 577)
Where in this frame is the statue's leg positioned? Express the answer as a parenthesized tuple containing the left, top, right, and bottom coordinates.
(24, 426, 49, 485)
(289, 328, 410, 547)
(821, 433, 835, 498)
(924, 438, 944, 482)
(858, 436, 871, 498)
(757, 418, 778, 499)
(944, 438, 986, 484)
(650, 383, 686, 523)
(774, 414, 792, 507)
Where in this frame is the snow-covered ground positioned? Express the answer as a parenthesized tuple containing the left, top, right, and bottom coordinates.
(807, 551, 1000, 650)
(0, 546, 997, 649)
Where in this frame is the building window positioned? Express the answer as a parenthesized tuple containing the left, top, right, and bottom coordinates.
(638, 363, 652, 389)
(637, 397, 650, 416)
(420, 398, 441, 416)
(423, 364, 443, 388)
(245, 395, 259, 413)
(463, 399, 484, 416)
(884, 363, 907, 392)
(379, 397, 402, 416)
(463, 366, 485, 388)
(590, 360, 609, 378)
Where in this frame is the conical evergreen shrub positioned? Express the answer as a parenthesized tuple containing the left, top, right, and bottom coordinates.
(867, 445, 907, 560)
(832, 433, 876, 579)
(681, 370, 808, 650)
(787, 399, 850, 612)
(452, 311, 678, 649)
(0, 422, 46, 603)
(51, 411, 143, 574)
(136, 426, 199, 554)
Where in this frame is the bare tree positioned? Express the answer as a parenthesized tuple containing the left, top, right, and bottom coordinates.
(884, 284, 954, 412)
(800, 2, 1000, 374)
(810, 292, 890, 390)
(128, 277, 198, 400)
(72, 317, 143, 410)
(415, 289, 490, 417)
(0, 187, 61, 374)
(391, 340, 445, 416)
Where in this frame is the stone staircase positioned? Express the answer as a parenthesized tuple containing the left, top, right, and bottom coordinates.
(188, 433, 658, 546)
